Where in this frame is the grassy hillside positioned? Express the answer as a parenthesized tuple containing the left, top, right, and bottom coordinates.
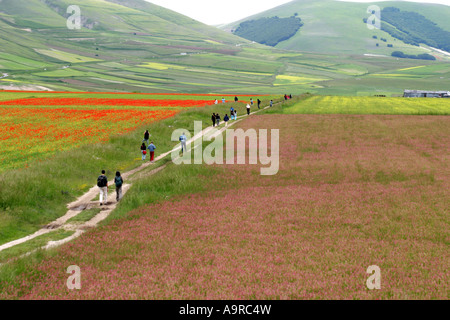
(0, 0, 448, 96)
(0, 0, 274, 93)
(223, 0, 450, 56)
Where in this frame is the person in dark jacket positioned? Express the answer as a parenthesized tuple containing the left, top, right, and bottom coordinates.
(224, 114, 230, 126)
(114, 171, 123, 202)
(97, 170, 108, 206)
(143, 130, 150, 145)
(257, 99, 261, 109)
(215, 113, 221, 126)
(212, 113, 216, 127)
(141, 143, 147, 160)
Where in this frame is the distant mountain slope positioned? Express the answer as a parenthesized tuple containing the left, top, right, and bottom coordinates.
(222, 0, 450, 55)
(1, 0, 449, 95)
(0, 0, 272, 92)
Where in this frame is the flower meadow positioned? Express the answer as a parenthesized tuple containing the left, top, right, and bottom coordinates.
(1, 114, 448, 299)
(0, 93, 214, 171)
(0, 98, 211, 107)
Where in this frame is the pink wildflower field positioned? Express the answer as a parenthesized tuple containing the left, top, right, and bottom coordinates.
(1, 114, 448, 299)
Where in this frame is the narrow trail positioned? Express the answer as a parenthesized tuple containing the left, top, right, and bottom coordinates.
(0, 102, 279, 261)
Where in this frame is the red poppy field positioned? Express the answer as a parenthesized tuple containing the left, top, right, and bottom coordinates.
(0, 92, 218, 171)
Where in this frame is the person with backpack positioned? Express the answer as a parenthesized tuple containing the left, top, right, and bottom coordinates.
(97, 170, 108, 206)
(179, 132, 187, 154)
(143, 130, 150, 145)
(224, 114, 230, 127)
(141, 142, 147, 160)
(148, 141, 156, 162)
(114, 171, 123, 202)
(215, 113, 221, 126)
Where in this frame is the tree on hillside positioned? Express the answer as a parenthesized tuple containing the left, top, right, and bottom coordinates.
(233, 16, 304, 47)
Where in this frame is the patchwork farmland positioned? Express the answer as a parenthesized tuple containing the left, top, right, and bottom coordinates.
(0, 94, 448, 300)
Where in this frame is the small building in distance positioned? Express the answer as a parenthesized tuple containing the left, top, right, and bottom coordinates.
(404, 90, 450, 98)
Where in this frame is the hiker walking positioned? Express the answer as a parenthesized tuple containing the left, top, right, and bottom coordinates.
(270, 100, 273, 107)
(246, 103, 251, 115)
(179, 132, 187, 154)
(114, 171, 123, 202)
(224, 114, 230, 127)
(250, 98, 253, 106)
(222, 97, 226, 104)
(230, 106, 235, 120)
(143, 130, 150, 145)
(257, 99, 261, 109)
(215, 113, 221, 126)
(97, 170, 108, 206)
(234, 109, 237, 119)
(148, 141, 156, 162)
(141, 142, 147, 160)
(212, 113, 216, 127)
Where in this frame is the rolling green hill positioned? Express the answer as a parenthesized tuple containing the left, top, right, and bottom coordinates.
(0, 0, 449, 95)
(0, 0, 273, 93)
(223, 0, 450, 56)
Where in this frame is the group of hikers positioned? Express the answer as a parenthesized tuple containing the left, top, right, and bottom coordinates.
(212, 105, 238, 127)
(97, 95, 286, 205)
(140, 130, 156, 162)
(97, 129, 156, 205)
(212, 98, 275, 126)
(96, 128, 186, 205)
(97, 170, 123, 206)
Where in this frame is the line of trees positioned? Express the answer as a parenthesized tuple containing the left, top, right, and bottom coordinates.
(391, 51, 436, 60)
(381, 7, 450, 52)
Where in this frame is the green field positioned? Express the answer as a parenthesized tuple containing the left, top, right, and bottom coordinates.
(279, 96, 450, 115)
